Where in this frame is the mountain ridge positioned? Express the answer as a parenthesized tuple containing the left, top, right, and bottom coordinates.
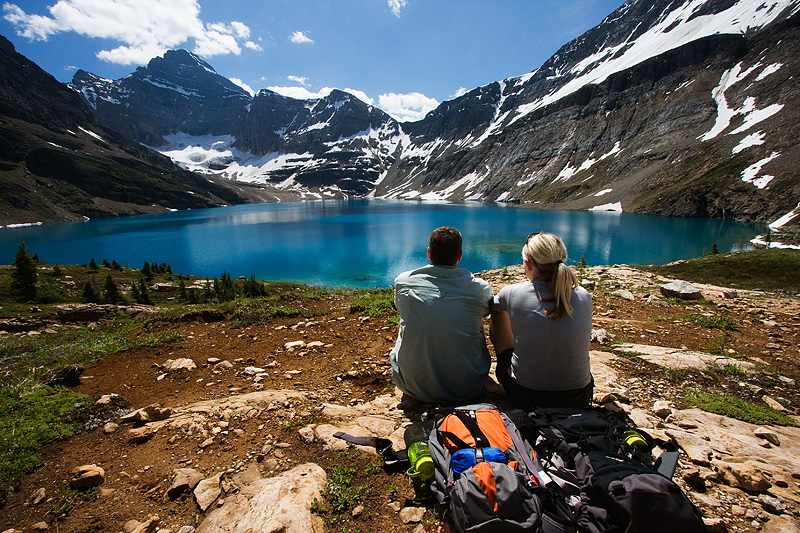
(2, 0, 799, 241)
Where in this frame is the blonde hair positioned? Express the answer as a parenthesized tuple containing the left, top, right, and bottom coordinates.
(523, 233, 578, 320)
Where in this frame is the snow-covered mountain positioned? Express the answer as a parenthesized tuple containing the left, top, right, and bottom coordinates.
(69, 0, 800, 229)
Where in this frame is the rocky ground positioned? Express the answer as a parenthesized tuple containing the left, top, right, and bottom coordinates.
(0, 264, 799, 533)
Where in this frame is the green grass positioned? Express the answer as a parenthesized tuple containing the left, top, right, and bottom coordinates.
(0, 315, 182, 391)
(0, 386, 90, 500)
(641, 248, 800, 293)
(348, 288, 398, 325)
(649, 314, 737, 330)
(687, 391, 798, 427)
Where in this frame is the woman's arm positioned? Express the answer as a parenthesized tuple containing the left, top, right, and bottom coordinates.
(489, 309, 514, 354)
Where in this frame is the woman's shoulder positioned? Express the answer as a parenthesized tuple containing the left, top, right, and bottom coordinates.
(499, 280, 532, 295)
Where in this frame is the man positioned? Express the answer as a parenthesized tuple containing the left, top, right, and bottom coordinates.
(390, 226, 494, 403)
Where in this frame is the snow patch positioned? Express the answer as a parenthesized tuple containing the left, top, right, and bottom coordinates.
(768, 202, 800, 229)
(699, 62, 785, 141)
(755, 62, 783, 81)
(732, 131, 765, 154)
(513, 0, 797, 125)
(741, 151, 779, 189)
(594, 189, 613, 197)
(589, 202, 623, 212)
(78, 127, 104, 141)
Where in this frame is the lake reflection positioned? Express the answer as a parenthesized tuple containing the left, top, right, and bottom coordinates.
(0, 200, 766, 288)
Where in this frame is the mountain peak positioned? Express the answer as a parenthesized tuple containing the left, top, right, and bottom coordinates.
(153, 49, 217, 73)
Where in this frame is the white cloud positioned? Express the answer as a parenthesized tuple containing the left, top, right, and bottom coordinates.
(287, 75, 309, 86)
(378, 92, 439, 122)
(451, 87, 469, 99)
(343, 88, 373, 106)
(2, 0, 259, 65)
(193, 29, 241, 57)
(230, 77, 254, 96)
(268, 86, 336, 100)
(289, 30, 313, 44)
(387, 0, 407, 18)
(244, 40, 262, 52)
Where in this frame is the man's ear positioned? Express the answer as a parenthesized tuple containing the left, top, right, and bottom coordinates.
(456, 250, 463, 265)
(427, 248, 432, 262)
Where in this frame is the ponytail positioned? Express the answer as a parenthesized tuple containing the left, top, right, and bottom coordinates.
(523, 233, 578, 321)
(550, 261, 578, 320)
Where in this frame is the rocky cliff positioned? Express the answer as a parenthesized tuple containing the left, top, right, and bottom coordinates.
(0, 36, 251, 225)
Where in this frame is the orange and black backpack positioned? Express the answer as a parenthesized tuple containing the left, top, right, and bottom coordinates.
(427, 403, 553, 532)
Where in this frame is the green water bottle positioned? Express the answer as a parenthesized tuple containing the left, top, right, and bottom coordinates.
(404, 422, 434, 481)
(623, 429, 652, 465)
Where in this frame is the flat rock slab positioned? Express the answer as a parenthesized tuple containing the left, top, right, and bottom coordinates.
(196, 463, 326, 533)
(615, 343, 756, 372)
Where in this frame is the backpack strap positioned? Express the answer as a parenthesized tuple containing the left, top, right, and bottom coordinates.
(333, 431, 409, 473)
(451, 409, 491, 448)
(501, 414, 557, 488)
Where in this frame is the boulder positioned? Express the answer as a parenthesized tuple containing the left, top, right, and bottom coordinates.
(69, 464, 105, 490)
(717, 461, 771, 492)
(194, 473, 222, 512)
(163, 358, 197, 372)
(168, 468, 205, 499)
(660, 280, 703, 300)
(127, 426, 156, 444)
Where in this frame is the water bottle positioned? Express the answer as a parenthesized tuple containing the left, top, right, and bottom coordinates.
(404, 422, 434, 481)
(623, 429, 652, 465)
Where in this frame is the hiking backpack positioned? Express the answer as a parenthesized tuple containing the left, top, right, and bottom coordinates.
(427, 403, 549, 533)
(518, 407, 706, 533)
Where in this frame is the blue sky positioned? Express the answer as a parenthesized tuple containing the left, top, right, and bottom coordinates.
(2, 0, 625, 121)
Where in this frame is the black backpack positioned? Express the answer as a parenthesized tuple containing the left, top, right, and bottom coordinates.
(517, 407, 706, 533)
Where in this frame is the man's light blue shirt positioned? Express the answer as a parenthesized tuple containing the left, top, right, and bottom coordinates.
(390, 264, 493, 403)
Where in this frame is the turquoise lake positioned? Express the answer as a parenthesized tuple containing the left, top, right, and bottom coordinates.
(0, 200, 766, 288)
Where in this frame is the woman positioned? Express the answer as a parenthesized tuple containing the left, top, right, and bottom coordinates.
(490, 232, 593, 409)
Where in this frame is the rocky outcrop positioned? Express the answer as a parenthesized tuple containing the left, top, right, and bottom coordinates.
(71, 50, 251, 147)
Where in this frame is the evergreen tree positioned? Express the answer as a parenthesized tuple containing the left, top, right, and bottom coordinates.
(710, 243, 719, 255)
(111, 260, 122, 271)
(11, 240, 38, 302)
(102, 258, 111, 268)
(52, 264, 63, 277)
(188, 288, 199, 304)
(244, 275, 264, 297)
(577, 255, 587, 284)
(32, 254, 40, 263)
(142, 261, 153, 281)
(130, 281, 141, 303)
(82, 281, 100, 303)
(103, 275, 122, 304)
(88, 258, 99, 272)
(139, 278, 152, 305)
(178, 278, 187, 301)
(214, 272, 236, 302)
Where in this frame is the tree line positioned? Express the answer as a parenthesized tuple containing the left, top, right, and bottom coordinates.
(8, 240, 267, 306)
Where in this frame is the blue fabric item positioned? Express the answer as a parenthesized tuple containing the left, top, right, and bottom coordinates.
(451, 447, 507, 477)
